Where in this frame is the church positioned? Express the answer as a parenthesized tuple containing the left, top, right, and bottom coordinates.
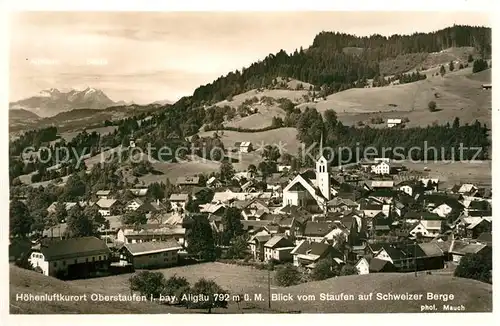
(282, 135, 335, 213)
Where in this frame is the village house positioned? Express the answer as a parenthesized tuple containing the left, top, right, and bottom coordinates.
(371, 161, 390, 175)
(176, 176, 201, 187)
(128, 188, 149, 197)
(409, 220, 442, 239)
(355, 257, 370, 275)
(387, 118, 402, 128)
(117, 224, 186, 246)
(369, 258, 397, 273)
(233, 141, 253, 153)
(290, 240, 344, 270)
(248, 231, 272, 261)
(263, 235, 295, 262)
(95, 199, 120, 217)
(374, 243, 444, 272)
(301, 221, 336, 242)
(240, 198, 270, 220)
(46, 201, 88, 215)
(449, 239, 490, 264)
(96, 190, 112, 199)
(169, 193, 190, 212)
(327, 197, 359, 212)
(119, 239, 182, 269)
(125, 198, 145, 211)
(206, 176, 222, 188)
(29, 237, 110, 278)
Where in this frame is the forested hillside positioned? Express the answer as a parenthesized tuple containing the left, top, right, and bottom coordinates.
(188, 25, 490, 105)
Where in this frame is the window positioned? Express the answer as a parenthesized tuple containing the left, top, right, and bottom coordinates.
(99, 256, 101, 261)
(53, 262, 57, 267)
(92, 257, 95, 262)
(86, 258, 89, 263)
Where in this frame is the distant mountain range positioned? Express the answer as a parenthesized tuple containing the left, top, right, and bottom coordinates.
(9, 87, 128, 117)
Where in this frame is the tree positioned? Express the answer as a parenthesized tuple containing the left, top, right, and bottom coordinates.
(311, 259, 337, 281)
(339, 264, 358, 276)
(452, 117, 460, 129)
(428, 101, 437, 112)
(54, 201, 68, 223)
(275, 264, 301, 287)
(129, 271, 167, 299)
(185, 214, 216, 261)
(122, 210, 147, 226)
(65, 204, 106, 238)
(221, 207, 244, 245)
(10, 199, 33, 238)
(454, 250, 492, 284)
(449, 60, 454, 72)
(257, 160, 277, 177)
(472, 59, 489, 73)
(163, 275, 191, 305)
(219, 162, 235, 183)
(186, 278, 228, 313)
(62, 173, 86, 200)
(262, 145, 281, 162)
(439, 65, 446, 77)
(247, 164, 257, 174)
(224, 235, 249, 259)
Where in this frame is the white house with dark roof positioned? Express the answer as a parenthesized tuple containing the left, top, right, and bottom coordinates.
(128, 188, 149, 197)
(234, 141, 253, 153)
(263, 235, 294, 262)
(96, 190, 111, 199)
(169, 193, 189, 212)
(120, 239, 182, 269)
(355, 257, 370, 275)
(28, 236, 110, 277)
(409, 220, 442, 238)
(95, 199, 119, 216)
(126, 198, 145, 211)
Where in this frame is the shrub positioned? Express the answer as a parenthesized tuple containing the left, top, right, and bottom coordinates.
(454, 250, 492, 284)
(428, 101, 437, 112)
(339, 264, 358, 276)
(275, 264, 301, 287)
(311, 259, 338, 281)
(129, 271, 166, 299)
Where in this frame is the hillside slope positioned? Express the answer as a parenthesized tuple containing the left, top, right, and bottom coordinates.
(270, 273, 492, 313)
(9, 265, 176, 314)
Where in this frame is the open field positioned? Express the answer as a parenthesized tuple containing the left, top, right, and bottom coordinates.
(270, 273, 492, 313)
(137, 159, 221, 185)
(60, 126, 118, 142)
(71, 262, 275, 298)
(53, 262, 495, 313)
(198, 128, 300, 154)
(399, 160, 491, 188)
(9, 265, 175, 314)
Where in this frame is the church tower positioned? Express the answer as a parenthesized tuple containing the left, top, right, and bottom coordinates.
(316, 133, 330, 200)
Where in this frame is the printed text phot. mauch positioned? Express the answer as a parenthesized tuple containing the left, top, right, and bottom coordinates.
(8, 10, 492, 316)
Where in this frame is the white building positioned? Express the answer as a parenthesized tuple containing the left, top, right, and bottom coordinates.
(355, 257, 370, 275)
(28, 237, 110, 277)
(409, 220, 442, 238)
(282, 138, 330, 212)
(371, 161, 390, 175)
(387, 119, 402, 128)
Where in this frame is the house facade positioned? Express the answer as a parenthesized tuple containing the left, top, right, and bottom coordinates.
(28, 237, 110, 278)
(120, 239, 182, 269)
(263, 236, 294, 262)
(355, 257, 370, 275)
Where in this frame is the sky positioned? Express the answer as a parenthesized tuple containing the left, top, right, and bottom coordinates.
(9, 11, 491, 104)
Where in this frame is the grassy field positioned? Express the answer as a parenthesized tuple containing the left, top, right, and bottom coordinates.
(60, 126, 118, 142)
(13, 262, 491, 314)
(399, 160, 491, 188)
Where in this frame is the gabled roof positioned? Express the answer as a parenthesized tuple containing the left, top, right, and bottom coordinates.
(418, 243, 443, 257)
(264, 235, 294, 248)
(290, 240, 309, 255)
(169, 193, 189, 202)
(304, 222, 335, 237)
(176, 176, 200, 185)
(128, 198, 144, 206)
(476, 232, 492, 244)
(449, 240, 487, 255)
(96, 198, 118, 209)
(369, 258, 395, 272)
(128, 188, 148, 196)
(38, 236, 110, 261)
(123, 239, 182, 256)
(96, 190, 111, 196)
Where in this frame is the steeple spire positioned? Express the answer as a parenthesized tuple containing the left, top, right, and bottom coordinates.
(319, 131, 324, 159)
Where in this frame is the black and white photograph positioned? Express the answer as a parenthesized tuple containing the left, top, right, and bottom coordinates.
(5, 5, 494, 317)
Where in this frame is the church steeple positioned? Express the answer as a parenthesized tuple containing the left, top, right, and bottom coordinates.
(316, 132, 330, 201)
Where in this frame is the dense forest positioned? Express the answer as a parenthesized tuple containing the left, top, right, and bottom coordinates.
(187, 25, 490, 105)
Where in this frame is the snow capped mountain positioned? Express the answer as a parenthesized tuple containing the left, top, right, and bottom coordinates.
(9, 87, 117, 117)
